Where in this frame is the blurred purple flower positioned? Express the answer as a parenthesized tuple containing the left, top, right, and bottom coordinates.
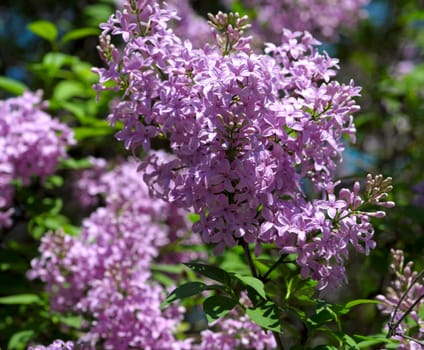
(0, 91, 74, 229)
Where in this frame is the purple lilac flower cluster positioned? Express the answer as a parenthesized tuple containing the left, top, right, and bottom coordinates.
(224, 0, 369, 41)
(94, 0, 393, 289)
(28, 340, 75, 350)
(0, 91, 74, 229)
(115, 0, 213, 47)
(376, 249, 424, 349)
(28, 159, 193, 349)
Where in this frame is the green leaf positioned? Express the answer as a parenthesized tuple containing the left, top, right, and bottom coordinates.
(53, 80, 87, 101)
(8, 330, 35, 350)
(354, 334, 397, 349)
(308, 307, 335, 327)
(341, 334, 360, 350)
(184, 262, 232, 286)
(73, 126, 113, 140)
(246, 301, 282, 333)
(234, 274, 266, 299)
(203, 295, 237, 323)
(187, 212, 200, 223)
(61, 224, 81, 236)
(163, 282, 209, 307)
(31, 53, 73, 80)
(151, 263, 186, 274)
(84, 4, 115, 26)
(153, 272, 178, 288)
(0, 294, 41, 305)
(61, 27, 100, 44)
(344, 299, 382, 310)
(28, 20, 58, 43)
(59, 158, 92, 170)
(44, 175, 64, 189)
(312, 346, 338, 350)
(57, 314, 83, 329)
(0, 77, 27, 95)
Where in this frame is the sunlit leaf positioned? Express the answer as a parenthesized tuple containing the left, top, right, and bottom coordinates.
(8, 330, 34, 350)
(246, 301, 282, 333)
(61, 27, 100, 44)
(234, 274, 266, 299)
(28, 20, 58, 43)
(0, 77, 27, 95)
(0, 294, 41, 305)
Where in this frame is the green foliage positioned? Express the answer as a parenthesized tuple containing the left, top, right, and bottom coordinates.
(203, 295, 238, 323)
(246, 301, 282, 333)
(0, 77, 27, 95)
(28, 21, 58, 45)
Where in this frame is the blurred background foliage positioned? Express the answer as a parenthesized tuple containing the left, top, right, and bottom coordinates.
(0, 0, 423, 349)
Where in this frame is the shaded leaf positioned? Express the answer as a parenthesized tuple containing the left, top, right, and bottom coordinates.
(61, 27, 100, 44)
(308, 307, 335, 326)
(203, 295, 237, 323)
(234, 274, 266, 299)
(184, 262, 232, 286)
(163, 282, 209, 307)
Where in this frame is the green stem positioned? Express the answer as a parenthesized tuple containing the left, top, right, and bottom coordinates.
(262, 255, 287, 282)
(240, 240, 258, 278)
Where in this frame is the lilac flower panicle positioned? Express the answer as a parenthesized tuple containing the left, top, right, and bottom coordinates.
(116, 0, 213, 47)
(28, 340, 75, 350)
(94, 1, 393, 290)
(29, 159, 195, 349)
(224, 0, 369, 42)
(0, 90, 74, 228)
(376, 249, 424, 349)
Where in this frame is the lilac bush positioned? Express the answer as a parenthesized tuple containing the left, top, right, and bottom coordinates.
(28, 159, 194, 349)
(94, 0, 393, 290)
(0, 90, 74, 229)
(28, 340, 75, 350)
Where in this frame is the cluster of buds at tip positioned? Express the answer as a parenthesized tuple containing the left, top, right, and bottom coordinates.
(207, 11, 250, 33)
(365, 174, 395, 208)
(96, 34, 115, 63)
(208, 12, 251, 55)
